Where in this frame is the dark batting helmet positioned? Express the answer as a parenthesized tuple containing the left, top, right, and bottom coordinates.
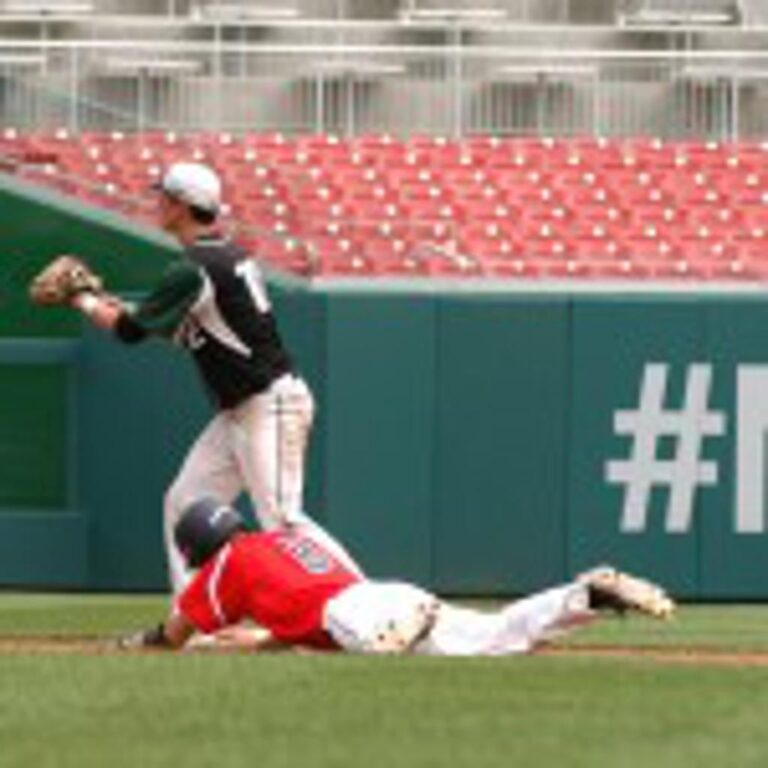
(174, 496, 246, 568)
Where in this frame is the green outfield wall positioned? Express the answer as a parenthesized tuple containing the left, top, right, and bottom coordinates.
(0, 175, 178, 588)
(2, 177, 768, 598)
(310, 289, 768, 600)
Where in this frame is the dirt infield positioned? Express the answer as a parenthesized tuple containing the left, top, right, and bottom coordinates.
(2, 635, 768, 665)
(0, 634, 261, 655)
(0, 635, 120, 654)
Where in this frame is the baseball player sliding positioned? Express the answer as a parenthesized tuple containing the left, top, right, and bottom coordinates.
(122, 497, 675, 656)
(29, 161, 359, 593)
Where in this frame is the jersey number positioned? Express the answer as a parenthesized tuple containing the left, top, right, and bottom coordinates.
(235, 260, 271, 314)
(278, 535, 334, 575)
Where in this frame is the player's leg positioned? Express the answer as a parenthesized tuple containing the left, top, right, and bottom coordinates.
(322, 579, 590, 657)
(230, 374, 363, 573)
(164, 414, 242, 593)
(230, 373, 314, 528)
(416, 583, 594, 656)
(417, 569, 675, 656)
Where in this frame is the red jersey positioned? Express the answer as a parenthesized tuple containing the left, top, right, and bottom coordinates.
(177, 529, 361, 648)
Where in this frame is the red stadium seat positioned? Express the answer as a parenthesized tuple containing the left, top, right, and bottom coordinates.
(312, 253, 374, 277)
(461, 237, 517, 259)
(629, 204, 684, 228)
(569, 237, 621, 261)
(531, 256, 592, 279)
(577, 204, 629, 228)
(484, 256, 542, 279)
(586, 258, 651, 280)
(562, 186, 620, 207)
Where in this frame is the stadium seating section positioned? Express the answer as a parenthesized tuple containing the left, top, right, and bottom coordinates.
(3, 129, 767, 280)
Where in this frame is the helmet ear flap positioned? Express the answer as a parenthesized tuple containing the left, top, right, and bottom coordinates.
(179, 545, 195, 567)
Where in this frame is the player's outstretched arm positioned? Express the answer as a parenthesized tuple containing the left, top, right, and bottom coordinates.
(118, 617, 291, 654)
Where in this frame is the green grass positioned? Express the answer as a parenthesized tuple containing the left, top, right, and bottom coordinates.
(0, 592, 166, 636)
(568, 603, 768, 651)
(1, 594, 768, 768)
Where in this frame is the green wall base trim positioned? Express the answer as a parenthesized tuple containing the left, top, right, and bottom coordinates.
(0, 339, 79, 364)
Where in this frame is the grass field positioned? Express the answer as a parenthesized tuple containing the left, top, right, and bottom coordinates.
(1, 594, 767, 768)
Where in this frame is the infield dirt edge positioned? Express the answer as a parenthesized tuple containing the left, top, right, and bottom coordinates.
(2, 635, 768, 666)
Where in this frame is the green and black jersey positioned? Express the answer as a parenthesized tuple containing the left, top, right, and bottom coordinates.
(115, 235, 293, 409)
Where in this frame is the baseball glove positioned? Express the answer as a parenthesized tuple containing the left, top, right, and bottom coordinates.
(29, 255, 104, 306)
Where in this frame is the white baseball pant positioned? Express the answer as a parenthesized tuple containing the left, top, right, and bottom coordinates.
(323, 580, 595, 656)
(164, 373, 361, 592)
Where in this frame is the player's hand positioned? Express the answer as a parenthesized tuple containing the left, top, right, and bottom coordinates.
(116, 623, 170, 650)
(116, 630, 147, 650)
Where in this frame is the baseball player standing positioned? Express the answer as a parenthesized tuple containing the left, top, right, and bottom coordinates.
(69, 161, 358, 592)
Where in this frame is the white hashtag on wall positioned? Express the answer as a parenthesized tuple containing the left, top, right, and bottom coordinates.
(605, 363, 727, 533)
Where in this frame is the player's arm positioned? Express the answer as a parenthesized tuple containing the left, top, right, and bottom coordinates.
(120, 614, 289, 653)
(71, 291, 127, 330)
(74, 261, 203, 343)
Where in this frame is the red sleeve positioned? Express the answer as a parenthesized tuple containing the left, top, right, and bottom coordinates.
(176, 544, 243, 634)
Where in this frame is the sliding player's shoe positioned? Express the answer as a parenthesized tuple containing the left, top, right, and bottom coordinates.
(579, 566, 675, 620)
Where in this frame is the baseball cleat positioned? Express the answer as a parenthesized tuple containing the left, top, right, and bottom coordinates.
(578, 566, 676, 620)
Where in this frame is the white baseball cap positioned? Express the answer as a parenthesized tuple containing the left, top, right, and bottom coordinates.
(157, 162, 222, 213)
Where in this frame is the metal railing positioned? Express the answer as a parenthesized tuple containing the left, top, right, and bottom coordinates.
(0, 38, 767, 139)
(0, 0, 595, 22)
